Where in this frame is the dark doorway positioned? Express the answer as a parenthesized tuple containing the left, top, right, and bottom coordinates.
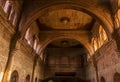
(10, 70, 19, 82)
(114, 72, 120, 82)
(100, 77, 105, 82)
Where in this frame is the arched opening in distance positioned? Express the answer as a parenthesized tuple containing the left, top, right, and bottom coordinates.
(10, 70, 19, 82)
(100, 77, 105, 82)
(25, 74, 30, 82)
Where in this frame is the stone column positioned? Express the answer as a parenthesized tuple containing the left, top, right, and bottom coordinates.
(31, 54, 39, 82)
(92, 56, 99, 82)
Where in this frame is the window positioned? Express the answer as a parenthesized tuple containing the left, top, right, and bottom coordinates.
(100, 77, 105, 82)
(3, 0, 11, 14)
(2, 0, 17, 26)
(99, 26, 108, 45)
(10, 70, 19, 82)
(35, 77, 37, 82)
(91, 25, 108, 52)
(12, 13, 18, 26)
(8, 8, 15, 24)
(92, 38, 98, 51)
(25, 74, 30, 82)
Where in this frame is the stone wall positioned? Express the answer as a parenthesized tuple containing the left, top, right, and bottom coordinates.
(9, 41, 34, 82)
(34, 59, 44, 82)
(0, 7, 43, 82)
(86, 40, 120, 82)
(0, 7, 13, 82)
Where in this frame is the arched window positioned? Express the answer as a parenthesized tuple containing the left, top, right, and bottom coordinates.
(35, 77, 37, 82)
(93, 38, 97, 51)
(99, 26, 108, 46)
(12, 13, 18, 26)
(3, 0, 12, 15)
(10, 70, 19, 82)
(100, 77, 105, 82)
(25, 74, 30, 82)
(8, 8, 15, 24)
(114, 72, 120, 82)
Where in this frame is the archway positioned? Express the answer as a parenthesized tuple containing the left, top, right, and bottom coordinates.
(21, 1, 112, 41)
(39, 36, 92, 56)
(100, 77, 105, 82)
(43, 38, 88, 81)
(25, 74, 30, 82)
(114, 72, 120, 82)
(35, 77, 37, 82)
(10, 70, 19, 82)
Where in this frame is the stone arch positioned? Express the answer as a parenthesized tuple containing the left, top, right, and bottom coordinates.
(20, 1, 112, 40)
(100, 76, 106, 82)
(113, 72, 120, 82)
(25, 74, 30, 82)
(35, 77, 37, 82)
(100, 77, 105, 82)
(10, 70, 19, 82)
(38, 35, 92, 57)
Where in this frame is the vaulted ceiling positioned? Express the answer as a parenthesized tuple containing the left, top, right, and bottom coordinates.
(21, 0, 117, 58)
(37, 9, 93, 30)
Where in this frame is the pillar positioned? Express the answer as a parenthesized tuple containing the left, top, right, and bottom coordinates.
(31, 54, 39, 82)
(2, 32, 20, 82)
(92, 56, 99, 82)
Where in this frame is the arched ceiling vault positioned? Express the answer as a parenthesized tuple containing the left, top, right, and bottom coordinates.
(38, 35, 93, 56)
(19, 0, 113, 39)
(43, 38, 89, 63)
(22, 0, 113, 58)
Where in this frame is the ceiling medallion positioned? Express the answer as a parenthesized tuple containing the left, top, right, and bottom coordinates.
(60, 17, 70, 24)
